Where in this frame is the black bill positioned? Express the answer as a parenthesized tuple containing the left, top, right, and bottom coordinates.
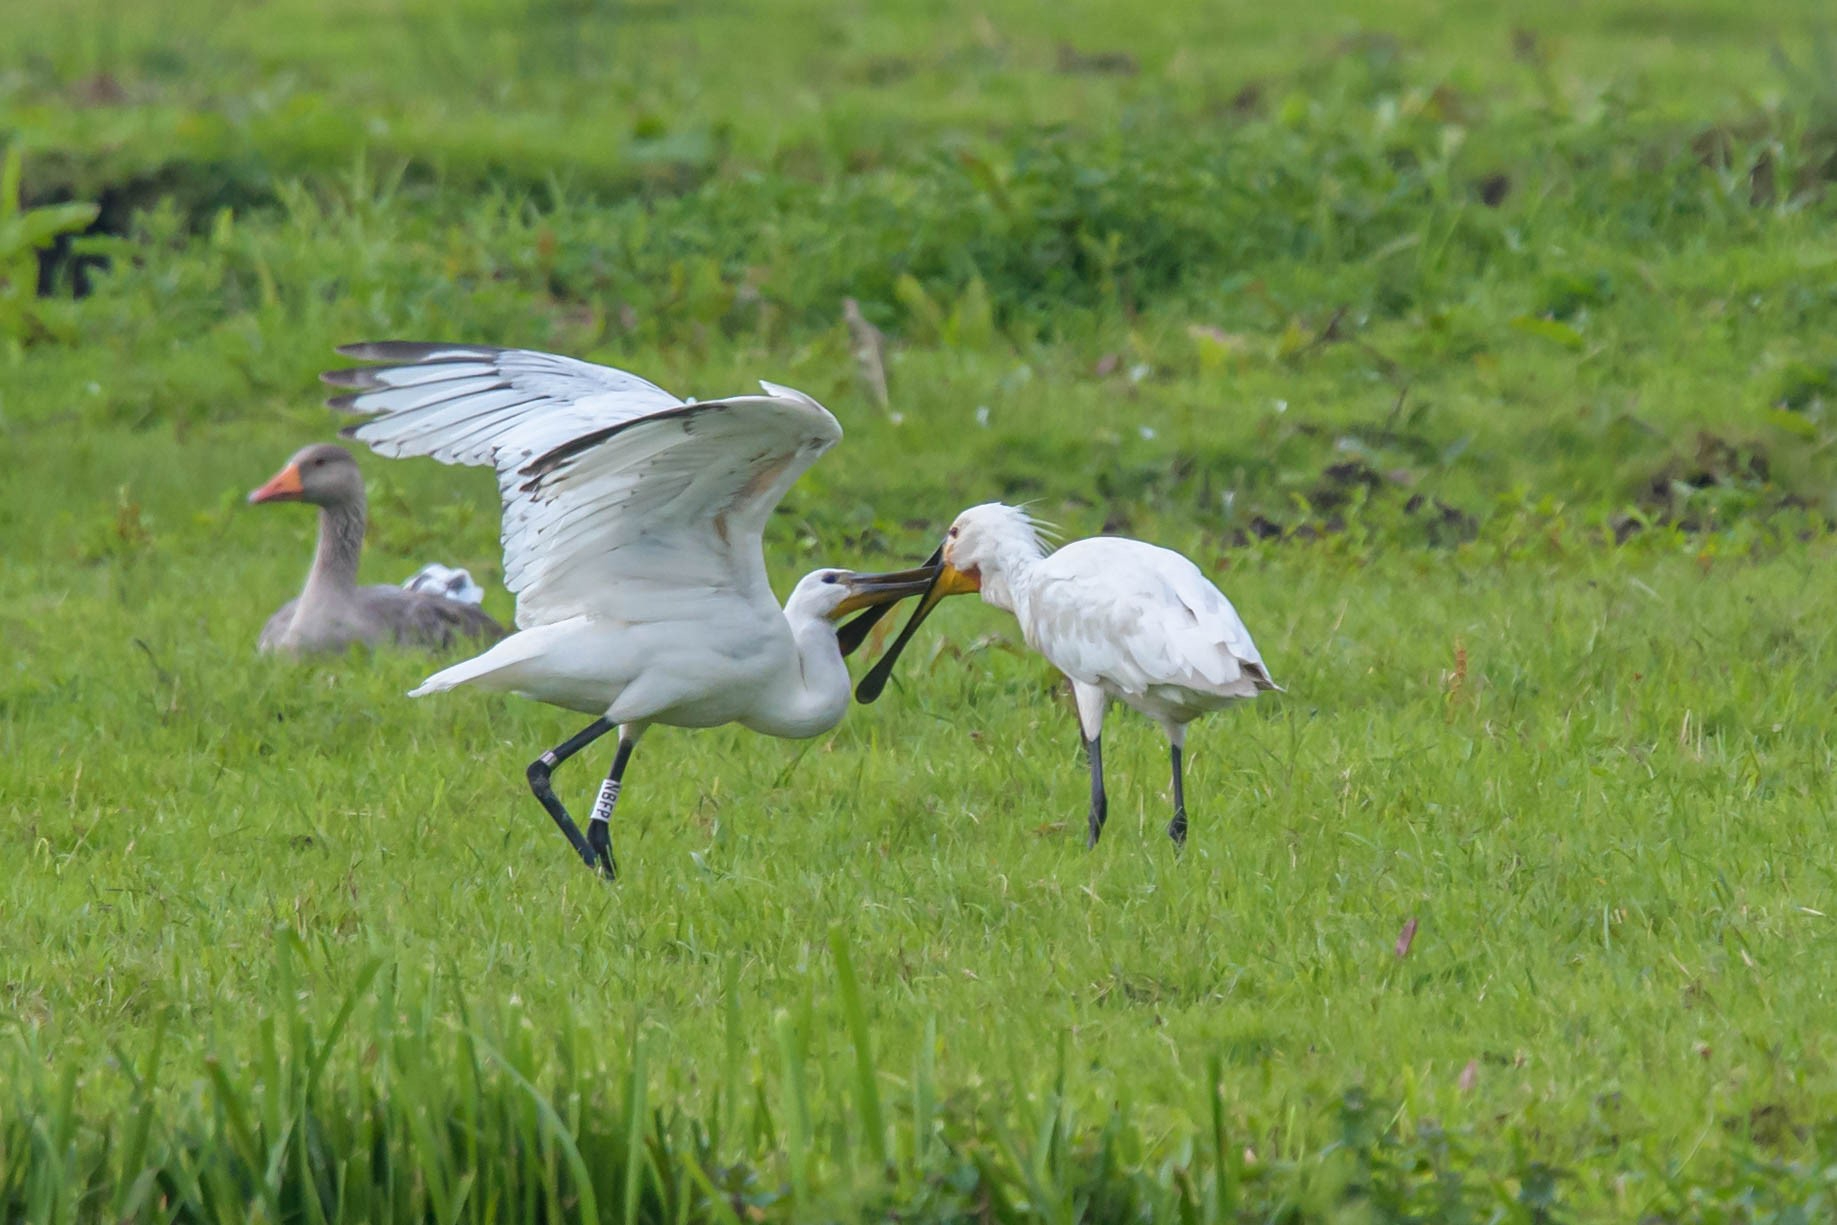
(827, 563, 944, 621)
(854, 556, 980, 703)
(837, 547, 942, 657)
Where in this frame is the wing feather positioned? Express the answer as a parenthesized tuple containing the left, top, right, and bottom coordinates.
(326, 343, 839, 629)
(327, 343, 685, 472)
(1028, 539, 1276, 702)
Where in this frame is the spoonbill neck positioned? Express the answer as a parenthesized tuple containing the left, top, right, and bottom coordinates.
(971, 540, 1044, 617)
(742, 609, 852, 740)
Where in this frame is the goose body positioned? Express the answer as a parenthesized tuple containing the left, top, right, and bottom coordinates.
(249, 443, 504, 656)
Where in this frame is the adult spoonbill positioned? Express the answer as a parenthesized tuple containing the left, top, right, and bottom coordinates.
(248, 442, 505, 654)
(858, 503, 1278, 848)
(321, 342, 939, 879)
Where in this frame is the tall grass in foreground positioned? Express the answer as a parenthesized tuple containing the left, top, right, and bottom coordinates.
(3, 932, 1833, 1224)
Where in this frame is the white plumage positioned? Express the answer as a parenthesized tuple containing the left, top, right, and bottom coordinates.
(862, 502, 1278, 847)
(327, 343, 832, 632)
(1019, 536, 1273, 722)
(402, 563, 486, 606)
(322, 342, 937, 878)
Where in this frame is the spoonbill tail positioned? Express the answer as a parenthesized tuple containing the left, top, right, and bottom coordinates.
(859, 503, 1278, 848)
(322, 342, 938, 878)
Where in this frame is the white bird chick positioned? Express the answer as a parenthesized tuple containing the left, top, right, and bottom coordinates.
(860, 502, 1279, 848)
(403, 562, 486, 607)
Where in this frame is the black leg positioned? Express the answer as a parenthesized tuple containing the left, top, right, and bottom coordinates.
(1168, 743, 1188, 848)
(584, 736, 637, 880)
(1085, 733, 1108, 849)
(525, 717, 614, 869)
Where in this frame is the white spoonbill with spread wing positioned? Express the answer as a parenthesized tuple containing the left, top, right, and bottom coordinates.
(322, 342, 938, 879)
(858, 503, 1279, 848)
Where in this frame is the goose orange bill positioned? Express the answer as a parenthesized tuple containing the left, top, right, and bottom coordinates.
(854, 557, 980, 703)
(837, 547, 942, 657)
(247, 463, 305, 504)
(826, 565, 945, 619)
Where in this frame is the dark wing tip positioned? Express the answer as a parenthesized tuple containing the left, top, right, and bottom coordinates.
(334, 341, 391, 359)
(320, 367, 382, 389)
(334, 341, 505, 363)
(325, 392, 369, 415)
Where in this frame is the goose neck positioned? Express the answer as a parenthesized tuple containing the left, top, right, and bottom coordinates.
(303, 493, 366, 600)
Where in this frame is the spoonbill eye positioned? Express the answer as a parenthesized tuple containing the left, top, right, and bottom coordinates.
(822, 572, 839, 584)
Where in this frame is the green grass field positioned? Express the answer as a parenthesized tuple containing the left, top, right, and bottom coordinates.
(6, 0, 1837, 1219)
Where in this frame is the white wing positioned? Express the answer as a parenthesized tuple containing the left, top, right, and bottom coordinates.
(324, 342, 686, 471)
(1026, 538, 1277, 701)
(326, 343, 840, 629)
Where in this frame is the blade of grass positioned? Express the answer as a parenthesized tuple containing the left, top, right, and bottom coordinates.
(828, 927, 889, 1170)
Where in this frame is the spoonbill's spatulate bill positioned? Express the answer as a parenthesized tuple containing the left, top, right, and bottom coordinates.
(859, 503, 1279, 848)
(248, 442, 505, 655)
(322, 343, 937, 879)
